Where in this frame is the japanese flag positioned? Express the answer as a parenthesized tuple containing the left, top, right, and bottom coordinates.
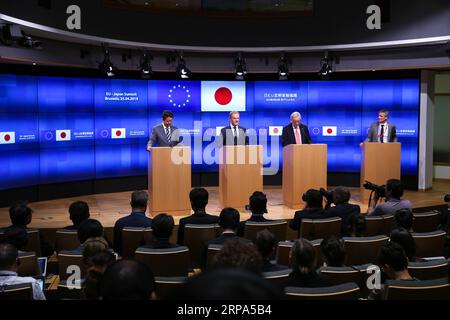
(269, 126, 283, 136)
(56, 129, 71, 141)
(0, 132, 15, 144)
(216, 126, 224, 136)
(112, 128, 126, 139)
(322, 126, 337, 136)
(201, 81, 246, 112)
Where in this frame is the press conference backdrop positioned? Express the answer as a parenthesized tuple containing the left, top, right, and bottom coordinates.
(0, 75, 419, 190)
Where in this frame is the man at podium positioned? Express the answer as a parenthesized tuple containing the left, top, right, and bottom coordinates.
(365, 109, 397, 143)
(281, 111, 312, 147)
(219, 111, 248, 146)
(147, 110, 181, 151)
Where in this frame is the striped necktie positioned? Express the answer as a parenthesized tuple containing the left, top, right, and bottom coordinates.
(165, 127, 171, 143)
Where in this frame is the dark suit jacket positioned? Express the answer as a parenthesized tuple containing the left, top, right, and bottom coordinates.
(365, 122, 397, 142)
(262, 260, 289, 273)
(281, 124, 312, 147)
(289, 208, 329, 231)
(147, 124, 181, 148)
(325, 203, 361, 236)
(219, 125, 248, 147)
(177, 212, 219, 245)
(207, 232, 251, 246)
(139, 239, 180, 250)
(279, 271, 332, 289)
(113, 211, 152, 255)
(237, 214, 273, 237)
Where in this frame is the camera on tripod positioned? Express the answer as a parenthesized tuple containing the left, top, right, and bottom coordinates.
(363, 181, 386, 198)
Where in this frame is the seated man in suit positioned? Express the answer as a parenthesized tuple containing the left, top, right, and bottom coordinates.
(219, 111, 248, 147)
(281, 111, 312, 147)
(237, 191, 273, 236)
(289, 189, 329, 232)
(63, 201, 90, 230)
(325, 186, 361, 236)
(365, 109, 397, 143)
(177, 188, 219, 245)
(140, 214, 179, 249)
(369, 179, 412, 216)
(113, 191, 152, 256)
(208, 208, 248, 246)
(255, 229, 288, 273)
(146, 110, 181, 151)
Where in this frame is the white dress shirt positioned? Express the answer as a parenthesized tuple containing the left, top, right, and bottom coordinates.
(0, 270, 46, 300)
(377, 123, 389, 143)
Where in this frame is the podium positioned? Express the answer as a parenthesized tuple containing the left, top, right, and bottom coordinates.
(148, 147, 191, 215)
(282, 144, 327, 209)
(360, 142, 401, 203)
(219, 145, 263, 210)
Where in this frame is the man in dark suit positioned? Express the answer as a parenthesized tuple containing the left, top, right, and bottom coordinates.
(177, 188, 219, 245)
(289, 189, 329, 231)
(208, 208, 249, 246)
(365, 109, 397, 143)
(281, 111, 312, 147)
(147, 110, 181, 150)
(219, 111, 248, 147)
(139, 214, 179, 249)
(113, 190, 152, 256)
(325, 186, 361, 237)
(237, 191, 273, 236)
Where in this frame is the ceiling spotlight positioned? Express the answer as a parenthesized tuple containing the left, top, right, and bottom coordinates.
(99, 46, 117, 77)
(176, 52, 191, 79)
(140, 50, 153, 79)
(318, 51, 333, 79)
(235, 52, 247, 80)
(278, 53, 289, 80)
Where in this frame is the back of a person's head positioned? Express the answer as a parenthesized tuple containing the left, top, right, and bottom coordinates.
(303, 189, 323, 209)
(377, 241, 408, 272)
(350, 215, 366, 237)
(152, 213, 174, 239)
(320, 236, 346, 267)
(100, 260, 155, 300)
(169, 268, 283, 300)
(82, 237, 110, 266)
(130, 190, 148, 210)
(386, 179, 404, 199)
(249, 191, 268, 214)
(0, 226, 28, 249)
(9, 202, 32, 226)
(218, 207, 240, 230)
(390, 228, 416, 262)
(69, 201, 90, 225)
(77, 219, 104, 244)
(291, 238, 317, 274)
(211, 238, 263, 275)
(84, 248, 116, 300)
(332, 187, 351, 205)
(189, 188, 209, 210)
(0, 243, 18, 271)
(394, 208, 414, 230)
(254, 229, 276, 260)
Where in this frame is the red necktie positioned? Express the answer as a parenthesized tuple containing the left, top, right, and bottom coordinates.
(295, 127, 302, 144)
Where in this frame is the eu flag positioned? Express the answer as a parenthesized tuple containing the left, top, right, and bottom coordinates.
(149, 80, 201, 112)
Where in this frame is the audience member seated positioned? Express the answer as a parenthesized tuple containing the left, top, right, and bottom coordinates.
(113, 191, 152, 256)
(77, 219, 109, 251)
(368, 241, 417, 300)
(279, 238, 332, 288)
(390, 228, 418, 262)
(177, 188, 219, 245)
(63, 201, 90, 230)
(369, 179, 412, 216)
(289, 189, 328, 231)
(394, 208, 414, 232)
(5, 201, 54, 257)
(208, 208, 249, 246)
(169, 268, 283, 300)
(0, 243, 46, 300)
(140, 213, 179, 249)
(210, 238, 263, 274)
(100, 260, 156, 300)
(82, 244, 115, 300)
(348, 215, 367, 237)
(254, 229, 288, 272)
(237, 191, 273, 236)
(325, 187, 361, 236)
(0, 226, 28, 250)
(320, 236, 346, 267)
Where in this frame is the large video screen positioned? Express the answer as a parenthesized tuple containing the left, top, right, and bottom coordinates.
(0, 74, 419, 190)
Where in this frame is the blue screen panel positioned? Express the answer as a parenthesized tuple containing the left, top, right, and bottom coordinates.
(0, 148, 40, 189)
(95, 143, 148, 178)
(0, 75, 37, 113)
(95, 79, 148, 113)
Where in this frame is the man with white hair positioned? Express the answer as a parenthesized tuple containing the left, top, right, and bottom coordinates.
(281, 112, 312, 147)
(219, 111, 248, 146)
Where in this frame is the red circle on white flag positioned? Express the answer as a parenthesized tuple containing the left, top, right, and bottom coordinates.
(327, 128, 333, 134)
(60, 132, 66, 139)
(4, 134, 10, 141)
(116, 130, 122, 136)
(214, 87, 232, 105)
(273, 128, 279, 134)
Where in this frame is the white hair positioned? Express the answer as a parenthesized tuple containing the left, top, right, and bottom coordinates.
(290, 111, 301, 120)
(229, 111, 240, 117)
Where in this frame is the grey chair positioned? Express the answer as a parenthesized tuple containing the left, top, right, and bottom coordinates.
(412, 231, 446, 258)
(383, 278, 450, 300)
(135, 246, 191, 277)
(55, 229, 80, 252)
(285, 282, 360, 300)
(412, 211, 441, 233)
(343, 235, 389, 265)
(0, 283, 33, 300)
(121, 227, 153, 259)
(408, 259, 449, 280)
(243, 220, 288, 243)
(154, 276, 188, 299)
(184, 224, 220, 269)
(300, 217, 342, 240)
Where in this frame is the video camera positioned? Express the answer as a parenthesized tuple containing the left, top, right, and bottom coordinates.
(319, 188, 334, 209)
(363, 181, 386, 198)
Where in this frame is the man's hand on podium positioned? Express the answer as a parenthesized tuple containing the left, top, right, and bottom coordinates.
(147, 146, 152, 152)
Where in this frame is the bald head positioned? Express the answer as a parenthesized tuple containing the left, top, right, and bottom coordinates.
(0, 243, 18, 271)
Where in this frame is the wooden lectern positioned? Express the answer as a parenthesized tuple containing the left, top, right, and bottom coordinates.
(148, 147, 191, 215)
(282, 144, 327, 209)
(360, 142, 401, 203)
(219, 145, 263, 210)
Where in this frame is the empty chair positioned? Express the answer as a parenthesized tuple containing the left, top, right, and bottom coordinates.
(243, 221, 288, 243)
(206, 244, 223, 269)
(285, 282, 360, 300)
(412, 231, 446, 258)
(135, 246, 191, 277)
(121, 227, 153, 259)
(58, 250, 85, 281)
(300, 217, 342, 240)
(364, 214, 394, 236)
(383, 278, 450, 300)
(412, 211, 441, 233)
(184, 224, 219, 269)
(17, 251, 41, 277)
(276, 239, 322, 267)
(263, 269, 291, 286)
(0, 283, 33, 300)
(154, 276, 188, 299)
(55, 229, 80, 252)
(57, 280, 84, 300)
(408, 259, 449, 280)
(343, 235, 389, 266)
(318, 266, 363, 287)
(21, 229, 41, 257)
